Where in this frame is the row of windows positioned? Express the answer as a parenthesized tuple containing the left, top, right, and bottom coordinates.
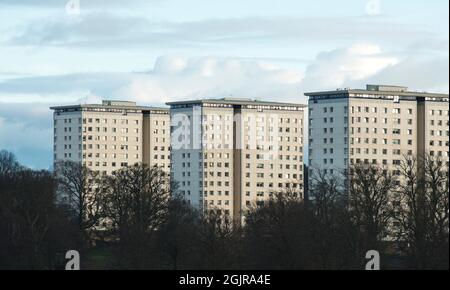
(154, 120, 167, 126)
(429, 151, 450, 157)
(194, 162, 303, 170)
(429, 110, 450, 116)
(152, 129, 168, 134)
(430, 130, 449, 137)
(309, 106, 417, 115)
(54, 160, 169, 174)
(244, 182, 302, 188)
(57, 118, 141, 125)
(153, 146, 169, 151)
(55, 135, 142, 143)
(81, 161, 170, 168)
(351, 127, 412, 135)
(244, 173, 303, 179)
(245, 154, 302, 161)
(195, 181, 302, 189)
(309, 106, 346, 115)
(179, 170, 304, 180)
(309, 109, 449, 124)
(68, 152, 170, 161)
(201, 125, 303, 135)
(351, 148, 412, 155)
(206, 200, 230, 206)
(83, 153, 139, 159)
(82, 161, 129, 168)
(82, 118, 139, 125)
(57, 143, 142, 151)
(180, 114, 302, 124)
(198, 115, 302, 124)
(429, 141, 450, 147)
(316, 156, 449, 167)
(310, 146, 417, 155)
(203, 190, 230, 197)
(153, 154, 170, 160)
(430, 120, 449, 126)
(80, 135, 167, 143)
(204, 171, 232, 178)
(310, 137, 416, 145)
(351, 117, 413, 125)
(351, 107, 412, 114)
(84, 144, 139, 150)
(82, 127, 140, 134)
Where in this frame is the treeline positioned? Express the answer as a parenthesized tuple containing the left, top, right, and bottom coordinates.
(0, 151, 81, 269)
(0, 149, 448, 270)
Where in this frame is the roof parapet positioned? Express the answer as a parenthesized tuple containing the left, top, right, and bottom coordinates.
(366, 84, 408, 92)
(102, 100, 137, 107)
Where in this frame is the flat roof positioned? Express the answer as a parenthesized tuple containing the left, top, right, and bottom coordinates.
(166, 98, 307, 108)
(50, 103, 169, 112)
(305, 89, 448, 98)
(305, 85, 449, 99)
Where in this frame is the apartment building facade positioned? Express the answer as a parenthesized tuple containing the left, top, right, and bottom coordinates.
(50, 100, 170, 175)
(167, 98, 306, 222)
(306, 85, 449, 179)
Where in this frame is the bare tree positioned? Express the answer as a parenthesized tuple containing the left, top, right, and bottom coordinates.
(243, 191, 309, 269)
(0, 165, 78, 269)
(309, 169, 346, 223)
(423, 156, 449, 247)
(157, 195, 200, 269)
(242, 183, 362, 270)
(308, 169, 362, 269)
(196, 209, 241, 270)
(0, 149, 21, 176)
(394, 155, 449, 269)
(347, 163, 397, 251)
(101, 164, 171, 268)
(55, 160, 103, 236)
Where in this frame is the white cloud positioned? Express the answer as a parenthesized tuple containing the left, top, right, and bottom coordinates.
(358, 56, 449, 93)
(300, 44, 398, 91)
(119, 56, 304, 103)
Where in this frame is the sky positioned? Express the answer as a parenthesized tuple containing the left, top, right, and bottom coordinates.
(0, 0, 448, 169)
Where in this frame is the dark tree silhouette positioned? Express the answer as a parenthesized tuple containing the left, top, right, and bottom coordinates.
(309, 169, 363, 269)
(156, 196, 200, 269)
(0, 149, 21, 176)
(195, 209, 241, 270)
(0, 152, 79, 269)
(347, 163, 397, 252)
(55, 160, 104, 238)
(101, 164, 171, 269)
(243, 186, 361, 270)
(393, 155, 449, 269)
